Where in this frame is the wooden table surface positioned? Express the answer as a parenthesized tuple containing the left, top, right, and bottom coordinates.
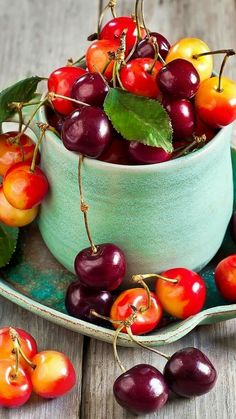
(0, 1, 236, 418)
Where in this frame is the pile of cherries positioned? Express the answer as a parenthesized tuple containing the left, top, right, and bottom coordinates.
(0, 327, 76, 408)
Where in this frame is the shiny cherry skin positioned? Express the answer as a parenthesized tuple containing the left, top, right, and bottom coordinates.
(30, 350, 76, 399)
(61, 107, 112, 158)
(155, 268, 206, 319)
(120, 58, 162, 99)
(86, 39, 119, 81)
(74, 243, 126, 291)
(72, 72, 109, 107)
(0, 327, 37, 370)
(157, 59, 200, 99)
(48, 66, 86, 115)
(194, 116, 215, 141)
(166, 38, 213, 83)
(110, 288, 162, 335)
(0, 359, 32, 408)
(133, 32, 170, 60)
(0, 185, 38, 227)
(99, 135, 130, 165)
(45, 106, 64, 134)
(162, 97, 195, 140)
(3, 162, 49, 210)
(129, 142, 172, 165)
(0, 132, 35, 176)
(65, 281, 113, 324)
(114, 364, 169, 415)
(100, 16, 146, 53)
(164, 347, 217, 397)
(215, 255, 236, 302)
(195, 76, 236, 128)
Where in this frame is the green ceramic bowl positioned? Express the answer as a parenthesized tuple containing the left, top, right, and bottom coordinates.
(37, 105, 234, 287)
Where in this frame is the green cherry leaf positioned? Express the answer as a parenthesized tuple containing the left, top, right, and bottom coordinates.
(0, 76, 45, 123)
(0, 223, 19, 268)
(104, 88, 173, 152)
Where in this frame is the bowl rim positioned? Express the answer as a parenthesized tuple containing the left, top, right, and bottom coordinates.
(39, 97, 233, 173)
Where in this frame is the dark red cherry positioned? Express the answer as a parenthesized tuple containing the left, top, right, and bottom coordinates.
(45, 106, 64, 134)
(162, 97, 195, 140)
(129, 142, 172, 165)
(164, 347, 217, 398)
(74, 243, 126, 291)
(71, 72, 109, 107)
(65, 281, 113, 324)
(61, 107, 112, 157)
(133, 32, 170, 60)
(156, 59, 200, 99)
(113, 364, 169, 415)
(99, 136, 130, 164)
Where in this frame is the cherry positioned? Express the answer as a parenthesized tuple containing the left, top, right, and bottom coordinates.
(0, 359, 32, 408)
(110, 288, 162, 335)
(29, 350, 76, 399)
(119, 58, 162, 99)
(86, 39, 119, 81)
(61, 107, 112, 158)
(215, 255, 236, 302)
(99, 16, 146, 53)
(65, 280, 113, 324)
(71, 72, 109, 107)
(48, 66, 86, 115)
(194, 116, 215, 141)
(45, 106, 64, 134)
(0, 131, 35, 177)
(98, 135, 130, 165)
(133, 32, 170, 60)
(113, 364, 169, 415)
(157, 59, 200, 99)
(129, 142, 172, 165)
(3, 162, 49, 210)
(155, 268, 206, 319)
(74, 243, 126, 291)
(0, 185, 38, 227)
(162, 97, 195, 140)
(164, 347, 217, 397)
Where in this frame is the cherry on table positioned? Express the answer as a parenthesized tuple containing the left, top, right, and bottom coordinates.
(129, 141, 172, 165)
(0, 359, 32, 408)
(162, 96, 195, 140)
(71, 72, 109, 108)
(133, 32, 170, 60)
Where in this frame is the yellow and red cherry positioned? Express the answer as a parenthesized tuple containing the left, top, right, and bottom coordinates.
(129, 142, 172, 165)
(0, 132, 35, 177)
(215, 255, 236, 302)
(29, 350, 76, 399)
(86, 39, 119, 81)
(110, 288, 163, 335)
(48, 66, 86, 115)
(133, 32, 170, 60)
(166, 38, 213, 83)
(195, 77, 236, 128)
(0, 359, 32, 408)
(155, 268, 206, 319)
(120, 58, 162, 99)
(0, 185, 38, 227)
(3, 162, 49, 210)
(162, 97, 195, 140)
(99, 16, 146, 53)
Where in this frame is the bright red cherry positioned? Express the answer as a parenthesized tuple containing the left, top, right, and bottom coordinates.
(74, 243, 126, 291)
(48, 66, 86, 115)
(215, 255, 236, 302)
(30, 350, 76, 399)
(86, 39, 119, 81)
(110, 288, 162, 335)
(71, 72, 109, 107)
(155, 268, 206, 319)
(0, 132, 35, 177)
(98, 136, 130, 164)
(157, 59, 200, 99)
(120, 58, 162, 99)
(133, 32, 170, 60)
(100, 16, 146, 53)
(195, 76, 236, 128)
(162, 97, 195, 140)
(129, 142, 172, 165)
(0, 359, 32, 408)
(114, 364, 169, 415)
(3, 162, 49, 210)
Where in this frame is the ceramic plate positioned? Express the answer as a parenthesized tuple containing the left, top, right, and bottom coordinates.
(0, 223, 236, 347)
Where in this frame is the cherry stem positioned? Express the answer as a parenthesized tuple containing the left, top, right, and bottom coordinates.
(93, 65, 111, 89)
(217, 50, 235, 92)
(48, 92, 90, 108)
(125, 37, 138, 63)
(132, 274, 152, 312)
(192, 48, 235, 60)
(97, 0, 117, 36)
(67, 54, 86, 67)
(113, 30, 127, 89)
(30, 123, 48, 172)
(126, 326, 170, 360)
(133, 273, 178, 284)
(113, 325, 127, 373)
(90, 309, 124, 324)
(78, 155, 97, 254)
(135, 0, 142, 41)
(174, 134, 207, 159)
(140, 0, 150, 37)
(9, 328, 36, 374)
(148, 38, 160, 74)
